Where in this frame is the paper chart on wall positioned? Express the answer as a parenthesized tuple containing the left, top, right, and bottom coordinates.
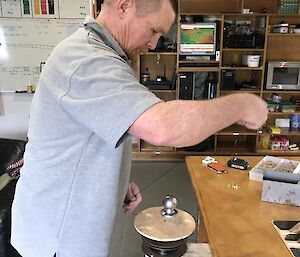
(0, 18, 82, 92)
(1, 0, 22, 17)
(58, 0, 91, 18)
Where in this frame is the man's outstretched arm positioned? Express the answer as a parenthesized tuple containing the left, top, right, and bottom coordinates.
(129, 93, 268, 148)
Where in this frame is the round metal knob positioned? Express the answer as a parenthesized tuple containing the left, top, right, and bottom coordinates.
(161, 195, 177, 217)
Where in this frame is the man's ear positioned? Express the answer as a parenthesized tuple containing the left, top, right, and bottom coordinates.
(116, 0, 134, 18)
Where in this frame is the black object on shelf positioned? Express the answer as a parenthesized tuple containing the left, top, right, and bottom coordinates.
(142, 81, 173, 90)
(221, 70, 235, 90)
(178, 136, 215, 152)
(223, 33, 265, 49)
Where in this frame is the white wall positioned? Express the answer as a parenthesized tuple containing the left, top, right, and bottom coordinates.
(0, 93, 32, 140)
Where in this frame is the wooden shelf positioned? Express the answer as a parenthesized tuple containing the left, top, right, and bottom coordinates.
(179, 12, 224, 16)
(140, 141, 175, 152)
(220, 90, 260, 94)
(223, 13, 268, 17)
(178, 67, 220, 72)
(179, 13, 300, 17)
(221, 66, 263, 71)
(140, 147, 175, 152)
(268, 13, 300, 17)
(268, 111, 300, 116)
(268, 33, 300, 37)
(132, 151, 218, 161)
(180, 12, 268, 16)
(222, 48, 265, 52)
(179, 60, 219, 64)
(132, 151, 185, 161)
(215, 148, 256, 154)
(150, 90, 176, 93)
(263, 90, 300, 94)
(256, 149, 300, 156)
(262, 129, 300, 136)
(217, 125, 258, 135)
(141, 52, 177, 56)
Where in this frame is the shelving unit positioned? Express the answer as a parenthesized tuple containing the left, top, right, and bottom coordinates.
(178, 67, 220, 72)
(255, 149, 300, 155)
(132, 0, 300, 160)
(222, 48, 265, 51)
(217, 125, 258, 135)
(268, 111, 300, 116)
(221, 67, 264, 70)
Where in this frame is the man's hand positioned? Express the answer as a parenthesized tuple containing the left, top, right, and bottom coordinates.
(236, 93, 269, 130)
(123, 181, 142, 214)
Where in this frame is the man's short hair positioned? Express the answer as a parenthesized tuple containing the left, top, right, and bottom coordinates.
(104, 0, 178, 15)
(135, 0, 178, 15)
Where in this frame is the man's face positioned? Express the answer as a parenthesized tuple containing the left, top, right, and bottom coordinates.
(122, 1, 176, 58)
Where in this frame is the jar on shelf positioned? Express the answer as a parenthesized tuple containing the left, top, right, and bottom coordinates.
(141, 68, 150, 83)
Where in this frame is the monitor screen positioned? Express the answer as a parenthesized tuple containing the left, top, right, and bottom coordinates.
(180, 23, 216, 56)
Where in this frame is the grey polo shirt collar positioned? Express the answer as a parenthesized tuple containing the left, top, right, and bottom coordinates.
(83, 16, 129, 63)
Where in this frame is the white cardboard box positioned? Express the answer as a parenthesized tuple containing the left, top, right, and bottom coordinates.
(249, 156, 300, 207)
(249, 156, 300, 182)
(262, 180, 300, 207)
(275, 118, 290, 128)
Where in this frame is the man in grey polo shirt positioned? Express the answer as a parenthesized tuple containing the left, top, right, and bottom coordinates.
(11, 0, 268, 257)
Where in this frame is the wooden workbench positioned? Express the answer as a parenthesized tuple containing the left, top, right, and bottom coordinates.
(186, 156, 300, 257)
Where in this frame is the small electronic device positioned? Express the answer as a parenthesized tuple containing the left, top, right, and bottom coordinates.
(207, 162, 226, 174)
(227, 158, 249, 170)
(221, 70, 235, 90)
(142, 81, 172, 90)
(179, 72, 217, 100)
(223, 33, 265, 49)
(180, 23, 217, 56)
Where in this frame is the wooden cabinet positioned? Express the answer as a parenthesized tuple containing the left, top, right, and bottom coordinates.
(132, 0, 300, 160)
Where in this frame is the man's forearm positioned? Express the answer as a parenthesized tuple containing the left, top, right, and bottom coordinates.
(129, 94, 248, 147)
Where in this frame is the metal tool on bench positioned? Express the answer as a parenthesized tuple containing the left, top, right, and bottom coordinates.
(134, 195, 196, 257)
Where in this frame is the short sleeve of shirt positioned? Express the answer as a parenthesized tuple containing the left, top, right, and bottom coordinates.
(60, 55, 162, 147)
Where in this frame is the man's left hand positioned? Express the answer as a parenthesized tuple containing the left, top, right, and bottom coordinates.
(123, 181, 142, 214)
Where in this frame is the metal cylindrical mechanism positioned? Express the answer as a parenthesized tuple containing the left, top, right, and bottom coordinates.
(161, 195, 178, 217)
(134, 196, 196, 257)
